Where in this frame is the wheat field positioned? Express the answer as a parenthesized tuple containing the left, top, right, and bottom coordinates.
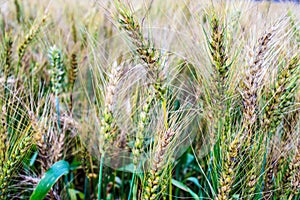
(0, 0, 299, 199)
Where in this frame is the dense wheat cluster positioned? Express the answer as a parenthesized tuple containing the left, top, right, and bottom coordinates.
(0, 0, 299, 199)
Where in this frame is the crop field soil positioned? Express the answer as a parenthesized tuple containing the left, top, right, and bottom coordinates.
(0, 0, 299, 199)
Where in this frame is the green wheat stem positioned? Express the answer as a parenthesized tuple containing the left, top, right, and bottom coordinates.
(84, 176, 90, 200)
(259, 133, 271, 198)
(55, 95, 61, 133)
(169, 169, 172, 200)
(128, 172, 136, 200)
(133, 179, 138, 200)
(129, 161, 142, 200)
(98, 152, 105, 200)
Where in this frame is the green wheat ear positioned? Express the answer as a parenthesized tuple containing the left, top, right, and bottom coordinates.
(48, 46, 65, 96)
(48, 46, 65, 130)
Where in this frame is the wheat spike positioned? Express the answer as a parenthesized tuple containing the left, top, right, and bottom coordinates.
(18, 15, 47, 68)
(99, 61, 123, 147)
(217, 136, 239, 200)
(262, 55, 300, 135)
(116, 2, 166, 101)
(142, 129, 175, 200)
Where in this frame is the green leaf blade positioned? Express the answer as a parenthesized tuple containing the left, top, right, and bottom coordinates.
(171, 178, 200, 200)
(30, 160, 70, 200)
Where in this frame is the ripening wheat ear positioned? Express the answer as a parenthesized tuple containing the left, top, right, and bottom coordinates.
(240, 22, 277, 197)
(208, 13, 229, 95)
(262, 54, 300, 199)
(216, 135, 239, 200)
(69, 53, 78, 92)
(142, 128, 176, 200)
(99, 60, 123, 148)
(242, 29, 274, 142)
(68, 53, 79, 112)
(208, 10, 234, 173)
(132, 88, 155, 167)
(262, 54, 300, 135)
(0, 100, 33, 198)
(17, 14, 47, 74)
(263, 150, 278, 200)
(115, 3, 171, 163)
(0, 135, 31, 198)
(115, 1, 166, 101)
(30, 113, 50, 173)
